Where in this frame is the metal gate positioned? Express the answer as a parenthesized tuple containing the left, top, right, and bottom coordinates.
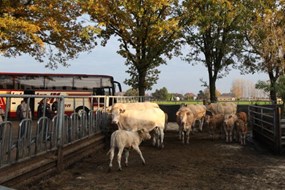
(0, 94, 147, 188)
(248, 105, 284, 154)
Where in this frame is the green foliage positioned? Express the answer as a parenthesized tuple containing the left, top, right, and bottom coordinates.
(184, 93, 195, 101)
(124, 88, 139, 96)
(181, 0, 248, 102)
(276, 76, 285, 104)
(83, 0, 182, 96)
(255, 80, 271, 93)
(151, 87, 170, 101)
(196, 90, 206, 100)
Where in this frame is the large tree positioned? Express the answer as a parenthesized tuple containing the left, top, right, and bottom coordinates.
(182, 0, 247, 102)
(0, 0, 97, 68)
(245, 1, 285, 103)
(82, 0, 182, 96)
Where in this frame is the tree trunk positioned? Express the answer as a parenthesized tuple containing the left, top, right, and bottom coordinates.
(138, 70, 146, 97)
(268, 71, 277, 104)
(209, 79, 217, 103)
(269, 83, 277, 104)
(208, 69, 217, 103)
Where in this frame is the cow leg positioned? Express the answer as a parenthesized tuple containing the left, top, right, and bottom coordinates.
(133, 146, 146, 165)
(155, 128, 161, 148)
(233, 126, 238, 142)
(237, 131, 241, 144)
(199, 118, 204, 132)
(117, 148, 124, 171)
(108, 148, 115, 172)
(210, 126, 214, 141)
(124, 149, 129, 167)
(178, 125, 182, 140)
(181, 131, 185, 144)
(186, 129, 191, 144)
(225, 131, 229, 143)
(224, 126, 228, 142)
(159, 128, 164, 148)
(152, 127, 159, 147)
(241, 133, 246, 145)
(152, 135, 157, 146)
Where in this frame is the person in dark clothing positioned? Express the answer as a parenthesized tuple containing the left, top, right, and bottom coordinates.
(51, 101, 58, 117)
(37, 98, 52, 142)
(37, 98, 52, 119)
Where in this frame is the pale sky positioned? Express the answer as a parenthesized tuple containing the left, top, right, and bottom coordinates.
(0, 38, 268, 95)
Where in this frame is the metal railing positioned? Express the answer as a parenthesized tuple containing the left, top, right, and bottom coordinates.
(0, 94, 149, 168)
(249, 105, 281, 153)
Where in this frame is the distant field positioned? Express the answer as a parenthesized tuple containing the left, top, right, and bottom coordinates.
(155, 100, 274, 105)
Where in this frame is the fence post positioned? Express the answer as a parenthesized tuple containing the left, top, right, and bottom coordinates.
(275, 106, 281, 154)
(57, 96, 65, 172)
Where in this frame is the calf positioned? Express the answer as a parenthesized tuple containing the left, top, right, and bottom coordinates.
(176, 107, 195, 144)
(204, 113, 224, 140)
(107, 128, 151, 171)
(111, 107, 166, 148)
(235, 118, 248, 145)
(223, 114, 238, 143)
(237, 111, 247, 123)
(186, 104, 206, 132)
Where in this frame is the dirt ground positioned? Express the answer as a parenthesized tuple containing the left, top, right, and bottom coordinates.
(22, 123, 285, 190)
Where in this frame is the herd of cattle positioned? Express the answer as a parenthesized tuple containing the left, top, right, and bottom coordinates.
(106, 102, 248, 171)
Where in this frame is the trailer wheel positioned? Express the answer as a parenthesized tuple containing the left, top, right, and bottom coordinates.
(75, 106, 90, 117)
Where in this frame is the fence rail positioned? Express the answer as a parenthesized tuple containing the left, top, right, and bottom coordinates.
(248, 105, 283, 154)
(0, 94, 148, 188)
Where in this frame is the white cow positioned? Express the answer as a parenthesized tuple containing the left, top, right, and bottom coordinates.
(107, 128, 151, 171)
(206, 102, 237, 116)
(111, 102, 159, 110)
(111, 107, 166, 148)
(185, 104, 206, 131)
(176, 107, 195, 144)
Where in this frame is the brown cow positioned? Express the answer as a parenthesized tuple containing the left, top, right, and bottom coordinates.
(235, 111, 248, 145)
(176, 107, 195, 144)
(235, 118, 248, 145)
(204, 113, 224, 140)
(224, 114, 238, 143)
(185, 104, 207, 131)
(237, 111, 247, 124)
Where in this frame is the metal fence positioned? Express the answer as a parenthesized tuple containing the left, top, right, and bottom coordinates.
(248, 105, 283, 154)
(0, 94, 148, 168)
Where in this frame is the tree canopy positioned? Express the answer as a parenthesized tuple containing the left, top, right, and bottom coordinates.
(181, 0, 247, 102)
(82, 0, 182, 96)
(0, 0, 97, 68)
(245, 0, 285, 103)
(151, 87, 169, 101)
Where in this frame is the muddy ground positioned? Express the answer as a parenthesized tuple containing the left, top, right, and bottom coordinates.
(22, 123, 285, 190)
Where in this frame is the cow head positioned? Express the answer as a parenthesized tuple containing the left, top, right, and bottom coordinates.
(137, 128, 151, 141)
(111, 108, 125, 125)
